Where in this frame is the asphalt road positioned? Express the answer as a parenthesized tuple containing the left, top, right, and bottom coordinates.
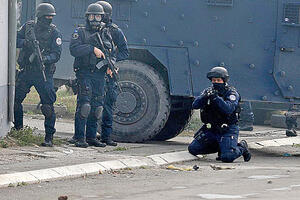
(1, 150, 299, 200)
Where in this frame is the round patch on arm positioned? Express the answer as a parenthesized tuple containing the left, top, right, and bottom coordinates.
(229, 94, 236, 101)
(56, 37, 62, 45)
(72, 32, 79, 40)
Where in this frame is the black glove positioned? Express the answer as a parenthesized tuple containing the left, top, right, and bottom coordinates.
(209, 92, 218, 101)
(205, 88, 218, 100)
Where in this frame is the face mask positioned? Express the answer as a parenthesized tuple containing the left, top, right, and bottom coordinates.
(102, 15, 110, 23)
(89, 20, 101, 28)
(213, 83, 226, 95)
(37, 17, 52, 28)
(87, 14, 102, 30)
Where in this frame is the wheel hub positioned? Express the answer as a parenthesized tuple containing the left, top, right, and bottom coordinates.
(114, 81, 148, 125)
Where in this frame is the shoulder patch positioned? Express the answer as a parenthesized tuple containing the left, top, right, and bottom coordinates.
(229, 95, 237, 101)
(72, 32, 79, 39)
(56, 37, 62, 45)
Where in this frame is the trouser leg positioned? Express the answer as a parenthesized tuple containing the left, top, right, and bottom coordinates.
(74, 77, 92, 140)
(86, 75, 105, 139)
(14, 73, 32, 129)
(188, 129, 219, 156)
(218, 126, 244, 163)
(34, 76, 57, 135)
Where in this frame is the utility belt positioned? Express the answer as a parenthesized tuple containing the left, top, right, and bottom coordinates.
(21, 64, 55, 74)
(194, 123, 235, 141)
(22, 65, 40, 72)
(203, 123, 236, 133)
(74, 65, 107, 74)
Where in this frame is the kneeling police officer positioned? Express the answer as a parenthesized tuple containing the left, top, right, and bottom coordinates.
(188, 67, 251, 163)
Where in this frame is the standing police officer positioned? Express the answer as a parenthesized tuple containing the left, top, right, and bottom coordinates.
(188, 67, 251, 163)
(15, 3, 62, 147)
(69, 3, 108, 148)
(96, 1, 129, 146)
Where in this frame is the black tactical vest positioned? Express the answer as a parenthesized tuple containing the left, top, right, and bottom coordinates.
(18, 21, 55, 70)
(200, 86, 241, 127)
(74, 26, 116, 72)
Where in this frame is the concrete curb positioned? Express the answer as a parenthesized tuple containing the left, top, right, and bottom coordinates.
(0, 151, 201, 188)
(249, 136, 300, 149)
(2, 137, 299, 188)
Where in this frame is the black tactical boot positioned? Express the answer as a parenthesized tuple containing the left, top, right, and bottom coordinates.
(13, 125, 23, 131)
(75, 138, 89, 148)
(86, 138, 106, 147)
(216, 151, 221, 161)
(239, 140, 251, 162)
(286, 129, 297, 137)
(68, 137, 78, 144)
(101, 138, 117, 146)
(41, 134, 53, 147)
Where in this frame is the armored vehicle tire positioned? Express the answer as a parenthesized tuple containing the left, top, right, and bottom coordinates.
(105, 60, 170, 143)
(152, 108, 193, 141)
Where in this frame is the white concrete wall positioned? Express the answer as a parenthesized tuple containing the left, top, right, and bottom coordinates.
(0, 0, 10, 137)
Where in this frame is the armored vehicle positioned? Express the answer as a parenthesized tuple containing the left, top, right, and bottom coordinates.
(20, 0, 300, 142)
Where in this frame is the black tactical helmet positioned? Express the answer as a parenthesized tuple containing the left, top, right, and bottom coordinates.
(85, 3, 105, 15)
(96, 1, 113, 16)
(36, 3, 56, 18)
(207, 67, 229, 82)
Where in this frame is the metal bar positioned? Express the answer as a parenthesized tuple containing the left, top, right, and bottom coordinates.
(8, 0, 17, 122)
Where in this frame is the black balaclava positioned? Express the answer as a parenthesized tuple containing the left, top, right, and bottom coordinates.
(102, 14, 111, 24)
(37, 16, 52, 29)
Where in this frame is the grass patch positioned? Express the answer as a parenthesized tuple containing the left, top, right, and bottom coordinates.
(184, 117, 202, 132)
(0, 126, 67, 148)
(23, 86, 77, 116)
(293, 144, 300, 148)
(56, 87, 77, 114)
(179, 116, 203, 137)
(112, 147, 128, 151)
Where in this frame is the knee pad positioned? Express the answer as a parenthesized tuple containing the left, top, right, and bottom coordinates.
(94, 106, 103, 120)
(188, 144, 198, 156)
(41, 104, 54, 118)
(220, 152, 235, 163)
(80, 103, 91, 119)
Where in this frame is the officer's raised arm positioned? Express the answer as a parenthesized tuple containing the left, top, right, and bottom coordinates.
(214, 90, 240, 115)
(192, 89, 209, 110)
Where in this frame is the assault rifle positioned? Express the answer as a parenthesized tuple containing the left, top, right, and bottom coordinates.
(95, 30, 122, 92)
(27, 26, 47, 82)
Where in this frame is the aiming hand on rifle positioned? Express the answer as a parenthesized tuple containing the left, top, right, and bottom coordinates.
(94, 47, 105, 59)
(106, 67, 119, 78)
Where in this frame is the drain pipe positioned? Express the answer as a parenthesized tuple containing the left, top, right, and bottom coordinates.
(8, 0, 17, 122)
